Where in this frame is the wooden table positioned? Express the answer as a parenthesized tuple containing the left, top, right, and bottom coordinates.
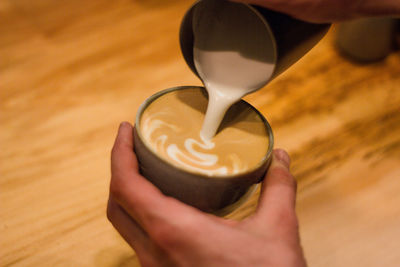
(1, 0, 399, 266)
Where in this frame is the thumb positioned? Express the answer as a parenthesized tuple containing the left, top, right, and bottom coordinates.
(254, 149, 298, 226)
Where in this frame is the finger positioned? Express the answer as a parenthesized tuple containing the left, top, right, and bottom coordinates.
(253, 149, 298, 227)
(110, 122, 203, 237)
(229, 0, 339, 23)
(111, 121, 138, 174)
(110, 122, 167, 223)
(107, 196, 150, 251)
(107, 196, 171, 266)
(230, 0, 288, 12)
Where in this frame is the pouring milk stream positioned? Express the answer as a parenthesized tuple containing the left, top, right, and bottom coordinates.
(192, 1, 276, 140)
(140, 1, 277, 176)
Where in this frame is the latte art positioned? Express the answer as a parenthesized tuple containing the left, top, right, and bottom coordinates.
(140, 88, 269, 176)
(142, 115, 244, 175)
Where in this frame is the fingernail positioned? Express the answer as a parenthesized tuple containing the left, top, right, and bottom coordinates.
(274, 149, 291, 168)
(119, 121, 130, 129)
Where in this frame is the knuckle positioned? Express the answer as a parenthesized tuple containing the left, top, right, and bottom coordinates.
(276, 207, 299, 230)
(109, 177, 125, 201)
(111, 143, 119, 159)
(150, 222, 178, 248)
(106, 202, 116, 223)
(111, 140, 125, 164)
(271, 167, 296, 188)
(150, 211, 196, 249)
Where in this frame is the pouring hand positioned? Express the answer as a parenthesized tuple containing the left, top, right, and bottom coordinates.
(232, 0, 400, 23)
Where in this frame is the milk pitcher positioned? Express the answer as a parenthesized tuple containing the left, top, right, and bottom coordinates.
(180, 0, 330, 86)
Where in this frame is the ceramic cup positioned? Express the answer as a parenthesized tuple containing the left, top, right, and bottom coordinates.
(133, 86, 274, 214)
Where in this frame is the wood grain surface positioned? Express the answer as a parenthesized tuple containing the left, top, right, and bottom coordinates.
(1, 0, 399, 266)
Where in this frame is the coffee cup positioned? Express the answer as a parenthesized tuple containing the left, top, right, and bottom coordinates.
(133, 86, 274, 215)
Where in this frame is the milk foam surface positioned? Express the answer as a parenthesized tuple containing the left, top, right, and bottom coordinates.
(140, 88, 269, 176)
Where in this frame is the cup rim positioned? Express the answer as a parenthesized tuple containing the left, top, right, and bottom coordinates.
(135, 86, 274, 179)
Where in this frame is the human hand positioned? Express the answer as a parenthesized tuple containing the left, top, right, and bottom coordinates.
(107, 122, 306, 267)
(232, 0, 400, 23)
